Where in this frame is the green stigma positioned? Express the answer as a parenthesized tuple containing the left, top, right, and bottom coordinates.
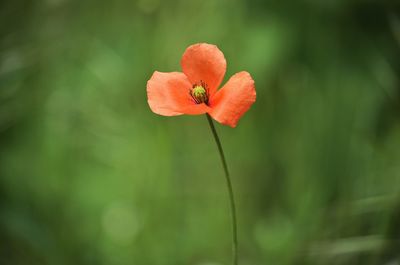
(192, 86, 206, 97)
(191, 85, 208, 104)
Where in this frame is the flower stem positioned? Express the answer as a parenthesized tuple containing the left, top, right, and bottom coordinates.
(206, 114, 238, 265)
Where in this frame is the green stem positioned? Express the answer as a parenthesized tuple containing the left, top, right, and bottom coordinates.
(206, 114, 238, 265)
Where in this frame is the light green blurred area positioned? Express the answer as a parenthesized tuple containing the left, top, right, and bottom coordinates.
(1, 0, 400, 264)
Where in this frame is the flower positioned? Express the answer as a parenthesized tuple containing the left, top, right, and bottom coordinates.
(147, 43, 256, 127)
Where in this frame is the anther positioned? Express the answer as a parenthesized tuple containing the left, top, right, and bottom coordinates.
(190, 81, 209, 104)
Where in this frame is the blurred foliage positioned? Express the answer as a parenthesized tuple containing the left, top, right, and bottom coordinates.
(1, 0, 400, 265)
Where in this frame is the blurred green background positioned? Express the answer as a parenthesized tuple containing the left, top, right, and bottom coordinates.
(1, 0, 400, 264)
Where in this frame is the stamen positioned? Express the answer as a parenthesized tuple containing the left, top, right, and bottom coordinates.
(190, 80, 209, 104)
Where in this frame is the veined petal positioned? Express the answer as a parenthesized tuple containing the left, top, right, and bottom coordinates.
(147, 71, 210, 116)
(181, 43, 226, 95)
(209, 71, 256, 127)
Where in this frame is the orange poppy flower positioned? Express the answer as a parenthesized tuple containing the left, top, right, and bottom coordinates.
(147, 43, 256, 127)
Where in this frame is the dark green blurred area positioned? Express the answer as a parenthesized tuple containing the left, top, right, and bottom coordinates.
(1, 0, 400, 264)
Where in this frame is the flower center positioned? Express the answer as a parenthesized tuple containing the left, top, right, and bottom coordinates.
(190, 81, 209, 104)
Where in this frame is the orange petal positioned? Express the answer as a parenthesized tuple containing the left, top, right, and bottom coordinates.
(147, 71, 211, 116)
(181, 43, 226, 95)
(209, 71, 256, 127)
